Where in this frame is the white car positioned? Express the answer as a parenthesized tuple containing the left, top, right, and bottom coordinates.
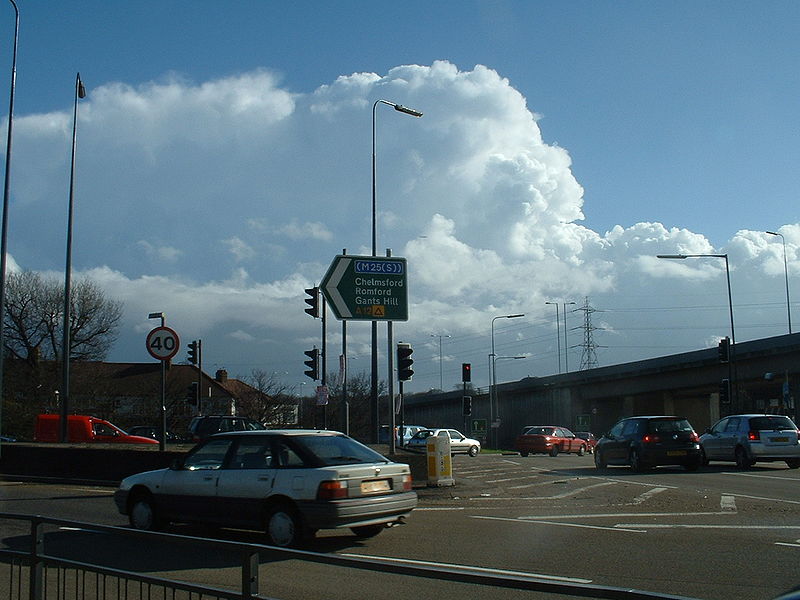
(406, 428, 481, 456)
(114, 430, 417, 547)
(699, 413, 800, 469)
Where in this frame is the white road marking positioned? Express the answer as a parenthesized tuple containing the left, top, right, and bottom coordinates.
(727, 493, 800, 506)
(339, 553, 593, 583)
(473, 515, 646, 533)
(720, 495, 737, 512)
(616, 524, 800, 530)
(630, 487, 667, 505)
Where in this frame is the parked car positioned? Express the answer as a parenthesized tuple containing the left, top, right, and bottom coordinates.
(187, 415, 266, 441)
(514, 426, 589, 457)
(398, 425, 427, 445)
(574, 431, 597, 453)
(34, 414, 158, 445)
(114, 430, 417, 547)
(593, 415, 702, 472)
(406, 428, 481, 456)
(127, 426, 180, 442)
(699, 413, 800, 469)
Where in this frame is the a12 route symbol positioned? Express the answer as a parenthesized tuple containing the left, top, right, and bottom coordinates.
(146, 326, 180, 361)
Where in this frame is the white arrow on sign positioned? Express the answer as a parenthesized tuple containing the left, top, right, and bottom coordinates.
(323, 257, 353, 318)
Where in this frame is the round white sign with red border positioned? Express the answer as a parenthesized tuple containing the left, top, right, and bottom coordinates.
(146, 326, 180, 361)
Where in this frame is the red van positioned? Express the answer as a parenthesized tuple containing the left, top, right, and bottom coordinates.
(34, 414, 158, 444)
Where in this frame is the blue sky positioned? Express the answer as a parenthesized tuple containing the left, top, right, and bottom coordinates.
(2, 1, 799, 395)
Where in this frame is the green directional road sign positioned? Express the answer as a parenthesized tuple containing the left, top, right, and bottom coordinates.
(320, 255, 408, 321)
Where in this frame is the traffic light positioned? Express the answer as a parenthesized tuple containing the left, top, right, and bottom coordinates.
(187, 340, 198, 365)
(186, 382, 198, 403)
(397, 343, 414, 381)
(719, 378, 731, 404)
(462, 395, 472, 416)
(462, 363, 471, 383)
(718, 337, 730, 362)
(304, 348, 319, 380)
(304, 287, 319, 318)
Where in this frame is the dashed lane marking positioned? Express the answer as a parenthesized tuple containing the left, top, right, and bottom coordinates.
(630, 487, 667, 505)
(473, 515, 646, 533)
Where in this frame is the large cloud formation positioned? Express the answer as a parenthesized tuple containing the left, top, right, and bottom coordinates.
(6, 61, 797, 390)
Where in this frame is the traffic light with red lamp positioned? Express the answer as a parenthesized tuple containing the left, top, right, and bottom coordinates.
(462, 363, 471, 382)
(397, 343, 414, 381)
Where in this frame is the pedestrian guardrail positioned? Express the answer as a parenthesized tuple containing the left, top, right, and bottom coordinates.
(0, 512, 700, 600)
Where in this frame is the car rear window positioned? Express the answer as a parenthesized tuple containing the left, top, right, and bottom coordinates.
(749, 416, 796, 431)
(647, 419, 693, 434)
(294, 434, 388, 466)
(524, 427, 553, 435)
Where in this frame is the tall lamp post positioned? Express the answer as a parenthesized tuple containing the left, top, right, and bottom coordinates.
(60, 73, 86, 443)
(545, 302, 561, 373)
(766, 231, 792, 334)
(490, 313, 524, 447)
(431, 333, 450, 390)
(370, 99, 422, 442)
(658, 253, 737, 407)
(0, 0, 19, 455)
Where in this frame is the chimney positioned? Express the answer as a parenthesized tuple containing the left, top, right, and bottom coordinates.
(215, 369, 228, 383)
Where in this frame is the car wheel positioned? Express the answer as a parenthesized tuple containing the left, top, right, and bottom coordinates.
(519, 451, 529, 457)
(629, 449, 647, 472)
(594, 449, 607, 469)
(785, 458, 800, 469)
(468, 445, 480, 457)
(351, 524, 385, 538)
(129, 492, 162, 531)
(577, 444, 586, 456)
(265, 503, 306, 548)
(734, 446, 753, 470)
(549, 445, 559, 457)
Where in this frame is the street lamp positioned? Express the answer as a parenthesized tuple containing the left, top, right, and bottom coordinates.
(148, 312, 167, 451)
(0, 0, 19, 455)
(545, 302, 561, 373)
(60, 73, 86, 443)
(370, 99, 422, 443)
(657, 254, 735, 345)
(490, 313, 524, 447)
(766, 231, 792, 334)
(430, 333, 450, 390)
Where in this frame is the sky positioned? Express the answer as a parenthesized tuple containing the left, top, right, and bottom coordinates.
(1, 1, 799, 396)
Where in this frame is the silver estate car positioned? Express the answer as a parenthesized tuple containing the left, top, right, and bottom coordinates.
(699, 414, 800, 469)
(115, 430, 417, 547)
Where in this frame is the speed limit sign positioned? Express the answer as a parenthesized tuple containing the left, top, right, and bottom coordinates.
(146, 326, 180, 361)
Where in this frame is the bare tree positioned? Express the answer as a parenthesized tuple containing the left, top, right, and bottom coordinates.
(4, 271, 123, 365)
(237, 369, 298, 425)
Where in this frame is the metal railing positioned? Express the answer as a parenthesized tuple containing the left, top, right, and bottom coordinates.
(0, 512, 700, 600)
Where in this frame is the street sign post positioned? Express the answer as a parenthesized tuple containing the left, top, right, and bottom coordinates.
(320, 255, 408, 321)
(146, 326, 180, 361)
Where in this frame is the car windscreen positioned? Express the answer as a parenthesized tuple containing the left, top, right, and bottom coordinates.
(293, 434, 389, 466)
(749, 416, 796, 431)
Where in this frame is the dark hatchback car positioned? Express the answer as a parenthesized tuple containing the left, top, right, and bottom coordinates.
(594, 416, 702, 472)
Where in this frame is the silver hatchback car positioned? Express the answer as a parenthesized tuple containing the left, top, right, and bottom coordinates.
(699, 414, 800, 469)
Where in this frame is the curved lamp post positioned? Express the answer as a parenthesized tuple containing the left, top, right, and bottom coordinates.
(370, 99, 422, 442)
(60, 73, 86, 442)
(0, 0, 19, 454)
(766, 231, 792, 334)
(490, 313, 524, 447)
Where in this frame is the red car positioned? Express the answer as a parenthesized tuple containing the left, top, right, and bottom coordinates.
(574, 431, 598, 454)
(514, 426, 589, 457)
